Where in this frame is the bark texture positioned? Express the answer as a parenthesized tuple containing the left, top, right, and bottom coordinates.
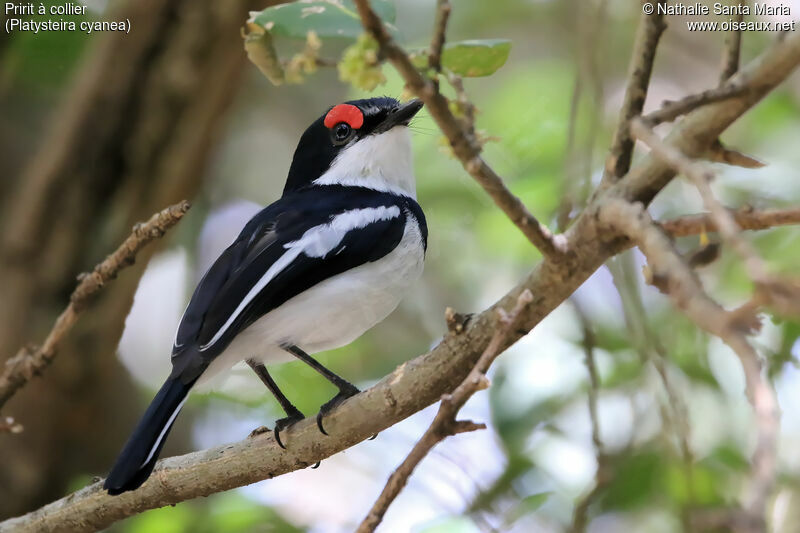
(0, 0, 255, 517)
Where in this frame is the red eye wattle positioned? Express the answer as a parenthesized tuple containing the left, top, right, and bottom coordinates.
(324, 104, 364, 129)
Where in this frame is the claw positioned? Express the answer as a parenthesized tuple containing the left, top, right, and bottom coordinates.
(272, 409, 305, 449)
(316, 386, 360, 437)
(316, 412, 329, 436)
(310, 461, 321, 469)
(274, 427, 287, 450)
(368, 433, 378, 441)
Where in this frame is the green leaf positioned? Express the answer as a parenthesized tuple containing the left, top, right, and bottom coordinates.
(251, 0, 396, 40)
(442, 39, 511, 77)
(410, 39, 512, 77)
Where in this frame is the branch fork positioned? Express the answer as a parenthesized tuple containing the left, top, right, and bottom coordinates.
(356, 290, 533, 533)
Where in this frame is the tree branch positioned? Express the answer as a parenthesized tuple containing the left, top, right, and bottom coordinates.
(720, 8, 745, 82)
(598, 199, 778, 532)
(353, 0, 566, 258)
(2, 9, 799, 533)
(0, 201, 190, 412)
(600, 1, 667, 185)
(631, 119, 769, 281)
(427, 0, 451, 76)
(356, 290, 533, 533)
(641, 83, 747, 126)
(610, 29, 800, 206)
(632, 118, 800, 316)
(569, 300, 607, 533)
(659, 206, 800, 237)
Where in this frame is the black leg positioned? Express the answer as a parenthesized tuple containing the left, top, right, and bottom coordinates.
(281, 344, 361, 435)
(247, 360, 304, 449)
(282, 345, 360, 393)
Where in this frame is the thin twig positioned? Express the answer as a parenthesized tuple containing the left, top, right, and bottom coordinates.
(600, 1, 667, 185)
(599, 199, 778, 532)
(706, 139, 765, 169)
(634, 118, 800, 318)
(573, 301, 602, 455)
(720, 8, 745, 82)
(607, 255, 696, 530)
(428, 0, 451, 75)
(631, 118, 769, 281)
(353, 0, 566, 258)
(641, 83, 747, 125)
(659, 206, 800, 237)
(356, 290, 534, 533)
(446, 72, 477, 134)
(0, 201, 191, 411)
(569, 300, 606, 533)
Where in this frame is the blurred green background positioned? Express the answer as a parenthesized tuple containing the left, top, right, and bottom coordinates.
(1, 0, 800, 531)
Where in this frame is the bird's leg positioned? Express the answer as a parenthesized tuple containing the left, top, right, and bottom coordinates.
(247, 359, 304, 449)
(281, 344, 361, 436)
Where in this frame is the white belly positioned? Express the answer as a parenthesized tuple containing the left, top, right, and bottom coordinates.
(201, 216, 425, 380)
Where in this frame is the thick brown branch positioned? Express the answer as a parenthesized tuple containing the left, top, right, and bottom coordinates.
(353, 0, 565, 258)
(600, 2, 667, 185)
(598, 199, 778, 531)
(611, 30, 800, 206)
(0, 201, 190, 411)
(357, 290, 533, 533)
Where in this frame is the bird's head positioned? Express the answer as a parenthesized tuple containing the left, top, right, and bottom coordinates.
(284, 97, 423, 197)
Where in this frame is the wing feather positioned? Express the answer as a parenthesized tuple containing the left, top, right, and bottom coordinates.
(170, 187, 421, 380)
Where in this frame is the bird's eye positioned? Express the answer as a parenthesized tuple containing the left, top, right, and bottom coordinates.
(332, 122, 352, 144)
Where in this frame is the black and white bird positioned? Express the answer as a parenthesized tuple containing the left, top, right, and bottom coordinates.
(104, 97, 427, 495)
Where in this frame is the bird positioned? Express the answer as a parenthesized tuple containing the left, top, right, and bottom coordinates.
(104, 97, 427, 495)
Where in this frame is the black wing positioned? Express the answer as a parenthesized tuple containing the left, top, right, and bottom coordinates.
(170, 186, 424, 381)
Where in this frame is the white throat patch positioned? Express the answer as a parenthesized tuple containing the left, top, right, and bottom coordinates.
(313, 126, 416, 198)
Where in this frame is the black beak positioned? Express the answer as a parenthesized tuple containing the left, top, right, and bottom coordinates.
(376, 99, 423, 133)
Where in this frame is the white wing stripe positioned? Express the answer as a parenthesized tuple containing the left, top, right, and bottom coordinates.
(198, 206, 400, 352)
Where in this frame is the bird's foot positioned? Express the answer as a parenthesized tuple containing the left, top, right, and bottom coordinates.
(316, 384, 360, 436)
(274, 408, 305, 449)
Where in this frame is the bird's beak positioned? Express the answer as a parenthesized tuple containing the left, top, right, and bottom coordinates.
(376, 99, 424, 133)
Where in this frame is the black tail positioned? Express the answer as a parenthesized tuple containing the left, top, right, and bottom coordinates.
(104, 377, 195, 495)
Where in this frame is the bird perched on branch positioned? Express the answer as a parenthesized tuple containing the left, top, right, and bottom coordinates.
(105, 97, 427, 495)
